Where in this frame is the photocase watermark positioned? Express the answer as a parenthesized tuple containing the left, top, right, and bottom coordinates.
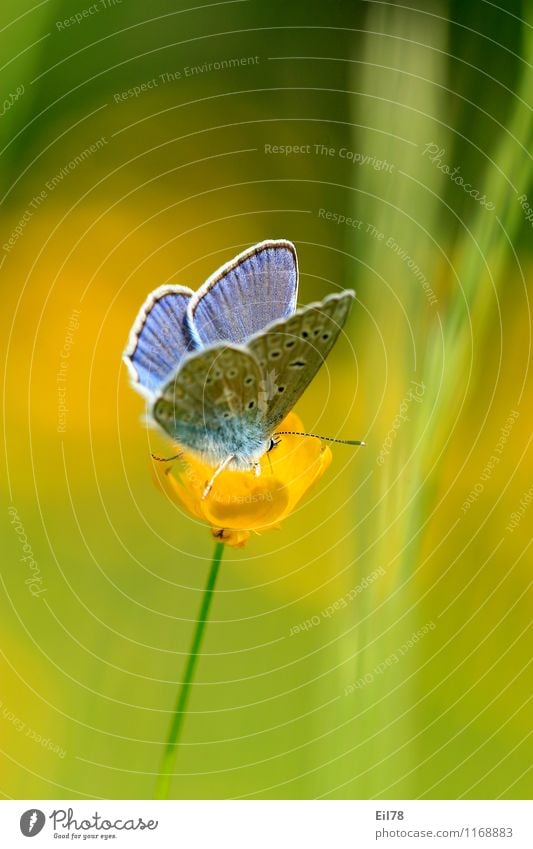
(517, 193, 533, 228)
(51, 808, 158, 835)
(46, 138, 108, 191)
(462, 409, 519, 514)
(20, 809, 46, 837)
(7, 506, 46, 597)
(19, 806, 159, 838)
(289, 567, 386, 636)
(421, 143, 495, 210)
(2, 137, 108, 255)
(317, 211, 437, 305)
(506, 483, 533, 533)
(0, 84, 24, 117)
(178, 464, 274, 505)
(56, 308, 81, 433)
(258, 369, 279, 415)
(264, 142, 394, 172)
(318, 207, 364, 230)
(208, 365, 278, 417)
(344, 621, 436, 694)
(113, 56, 260, 102)
(0, 698, 66, 759)
(55, 0, 122, 31)
(377, 380, 426, 465)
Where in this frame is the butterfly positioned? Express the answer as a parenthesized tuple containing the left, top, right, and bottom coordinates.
(124, 239, 359, 493)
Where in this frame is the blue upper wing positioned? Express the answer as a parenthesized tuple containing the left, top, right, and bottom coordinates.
(123, 284, 196, 393)
(186, 240, 298, 347)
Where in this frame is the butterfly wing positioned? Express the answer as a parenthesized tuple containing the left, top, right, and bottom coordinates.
(152, 344, 268, 467)
(246, 291, 355, 430)
(186, 240, 298, 347)
(124, 284, 196, 394)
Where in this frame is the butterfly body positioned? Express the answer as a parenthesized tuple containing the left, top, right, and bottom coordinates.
(124, 240, 355, 474)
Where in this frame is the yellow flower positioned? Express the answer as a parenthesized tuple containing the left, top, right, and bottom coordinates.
(153, 412, 332, 547)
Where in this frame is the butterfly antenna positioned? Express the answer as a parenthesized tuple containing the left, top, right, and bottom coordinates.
(151, 451, 183, 462)
(274, 431, 366, 446)
(202, 454, 235, 500)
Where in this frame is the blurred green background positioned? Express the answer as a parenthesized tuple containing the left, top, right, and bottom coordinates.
(1, 0, 531, 799)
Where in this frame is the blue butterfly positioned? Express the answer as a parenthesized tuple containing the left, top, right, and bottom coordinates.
(124, 240, 358, 493)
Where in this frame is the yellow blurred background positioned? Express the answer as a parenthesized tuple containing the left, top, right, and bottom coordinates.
(1, 0, 531, 799)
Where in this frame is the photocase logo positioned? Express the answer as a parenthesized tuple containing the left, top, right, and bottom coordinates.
(20, 809, 46, 837)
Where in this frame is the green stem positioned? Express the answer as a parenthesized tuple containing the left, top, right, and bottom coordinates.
(154, 540, 224, 799)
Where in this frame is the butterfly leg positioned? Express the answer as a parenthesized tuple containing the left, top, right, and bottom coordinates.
(202, 454, 235, 501)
